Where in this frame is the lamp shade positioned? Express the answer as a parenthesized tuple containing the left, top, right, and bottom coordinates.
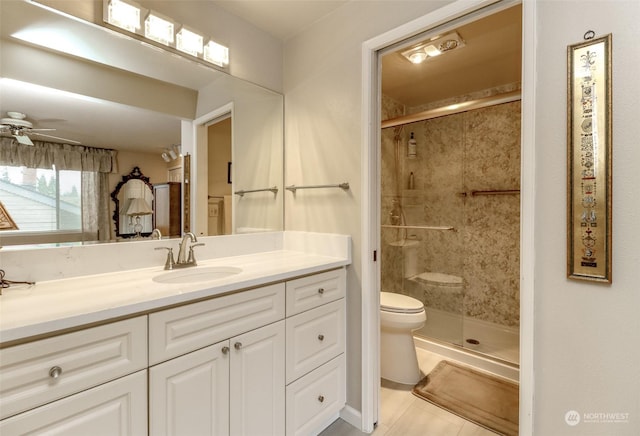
(126, 197, 153, 216)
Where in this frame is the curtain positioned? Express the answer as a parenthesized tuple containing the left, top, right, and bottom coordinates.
(81, 172, 112, 241)
(0, 137, 118, 173)
(1, 137, 117, 240)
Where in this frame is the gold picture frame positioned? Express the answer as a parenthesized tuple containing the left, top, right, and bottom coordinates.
(567, 33, 612, 283)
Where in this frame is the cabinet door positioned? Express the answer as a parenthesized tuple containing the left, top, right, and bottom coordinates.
(230, 320, 285, 436)
(0, 371, 147, 436)
(150, 341, 230, 436)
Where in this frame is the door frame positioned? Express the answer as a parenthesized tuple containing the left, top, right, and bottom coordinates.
(192, 103, 234, 237)
(360, 0, 536, 433)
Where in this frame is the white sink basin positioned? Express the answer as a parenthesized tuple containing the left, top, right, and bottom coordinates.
(153, 266, 242, 284)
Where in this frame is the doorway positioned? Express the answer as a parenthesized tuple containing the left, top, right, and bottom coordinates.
(361, 0, 535, 433)
(380, 4, 522, 366)
(206, 116, 232, 236)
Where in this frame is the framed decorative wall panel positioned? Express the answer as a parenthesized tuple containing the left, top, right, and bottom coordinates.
(567, 33, 612, 283)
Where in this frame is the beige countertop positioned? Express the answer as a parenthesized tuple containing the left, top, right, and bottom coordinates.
(0, 250, 349, 345)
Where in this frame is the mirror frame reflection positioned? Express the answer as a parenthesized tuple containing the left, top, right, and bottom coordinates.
(111, 167, 154, 239)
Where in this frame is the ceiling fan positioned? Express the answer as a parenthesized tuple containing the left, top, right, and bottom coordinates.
(0, 111, 80, 145)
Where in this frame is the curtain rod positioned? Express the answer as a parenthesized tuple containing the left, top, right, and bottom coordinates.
(381, 90, 521, 129)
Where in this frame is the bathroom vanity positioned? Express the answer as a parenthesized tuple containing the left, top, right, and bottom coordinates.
(0, 232, 350, 436)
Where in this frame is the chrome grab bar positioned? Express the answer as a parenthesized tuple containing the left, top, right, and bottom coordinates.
(458, 189, 520, 197)
(381, 224, 456, 231)
(286, 182, 350, 193)
(234, 186, 279, 197)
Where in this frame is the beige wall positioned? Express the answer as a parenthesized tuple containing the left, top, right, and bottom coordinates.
(534, 1, 640, 435)
(285, 0, 640, 434)
(283, 0, 457, 413)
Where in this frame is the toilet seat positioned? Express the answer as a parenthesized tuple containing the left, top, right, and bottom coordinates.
(380, 292, 424, 314)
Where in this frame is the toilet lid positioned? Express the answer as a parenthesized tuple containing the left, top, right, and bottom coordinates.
(380, 292, 424, 313)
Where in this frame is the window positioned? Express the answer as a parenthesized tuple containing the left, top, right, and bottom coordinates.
(0, 165, 82, 233)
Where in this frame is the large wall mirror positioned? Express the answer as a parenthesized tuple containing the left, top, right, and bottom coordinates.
(0, 0, 283, 248)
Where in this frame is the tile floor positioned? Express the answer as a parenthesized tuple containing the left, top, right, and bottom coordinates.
(320, 348, 500, 436)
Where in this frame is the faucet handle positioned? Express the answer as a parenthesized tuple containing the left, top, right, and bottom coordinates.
(187, 243, 205, 264)
(155, 247, 175, 270)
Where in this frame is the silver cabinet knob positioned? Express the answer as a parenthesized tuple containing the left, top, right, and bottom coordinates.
(49, 366, 63, 379)
(318, 334, 325, 341)
(318, 395, 325, 403)
(234, 342, 242, 350)
(221, 346, 230, 355)
(318, 288, 325, 295)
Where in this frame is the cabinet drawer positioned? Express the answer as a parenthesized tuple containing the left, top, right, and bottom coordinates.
(149, 283, 285, 364)
(286, 299, 345, 384)
(0, 370, 148, 436)
(286, 268, 346, 316)
(0, 316, 147, 420)
(285, 354, 346, 436)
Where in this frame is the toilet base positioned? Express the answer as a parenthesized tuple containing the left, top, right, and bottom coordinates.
(380, 328, 422, 385)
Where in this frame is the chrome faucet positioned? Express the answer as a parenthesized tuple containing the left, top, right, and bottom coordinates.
(151, 228, 162, 240)
(156, 232, 204, 270)
(177, 232, 197, 264)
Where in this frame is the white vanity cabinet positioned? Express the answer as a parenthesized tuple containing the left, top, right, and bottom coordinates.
(148, 283, 286, 436)
(0, 317, 148, 435)
(0, 266, 347, 436)
(285, 269, 347, 436)
(148, 268, 346, 436)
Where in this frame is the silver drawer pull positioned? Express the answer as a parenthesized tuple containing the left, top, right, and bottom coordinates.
(49, 366, 63, 379)
(234, 342, 243, 350)
(221, 346, 230, 355)
(318, 288, 325, 295)
(318, 334, 325, 341)
(318, 395, 325, 403)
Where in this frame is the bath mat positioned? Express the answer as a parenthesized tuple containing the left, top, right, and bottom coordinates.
(413, 360, 519, 436)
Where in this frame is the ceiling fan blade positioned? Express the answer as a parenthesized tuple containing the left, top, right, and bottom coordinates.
(13, 134, 34, 146)
(29, 131, 81, 144)
(28, 128, 57, 132)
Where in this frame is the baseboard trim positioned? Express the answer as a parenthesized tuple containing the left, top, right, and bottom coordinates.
(339, 405, 363, 431)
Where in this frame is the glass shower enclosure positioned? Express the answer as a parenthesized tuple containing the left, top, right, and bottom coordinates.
(380, 97, 521, 366)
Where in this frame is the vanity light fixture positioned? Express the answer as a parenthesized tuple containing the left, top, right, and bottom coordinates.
(204, 40, 229, 67)
(106, 0, 141, 33)
(401, 31, 465, 64)
(102, 0, 229, 69)
(176, 27, 203, 57)
(144, 12, 174, 46)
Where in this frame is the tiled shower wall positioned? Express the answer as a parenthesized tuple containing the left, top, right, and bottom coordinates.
(381, 89, 521, 328)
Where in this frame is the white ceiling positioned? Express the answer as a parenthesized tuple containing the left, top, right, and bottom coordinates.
(382, 4, 522, 108)
(209, 0, 349, 41)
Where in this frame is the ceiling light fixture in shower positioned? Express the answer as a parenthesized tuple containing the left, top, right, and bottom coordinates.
(401, 31, 465, 64)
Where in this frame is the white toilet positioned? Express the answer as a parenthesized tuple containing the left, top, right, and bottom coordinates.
(380, 291, 426, 385)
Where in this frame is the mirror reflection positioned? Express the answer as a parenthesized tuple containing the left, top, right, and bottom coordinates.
(111, 167, 154, 239)
(0, 0, 284, 248)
